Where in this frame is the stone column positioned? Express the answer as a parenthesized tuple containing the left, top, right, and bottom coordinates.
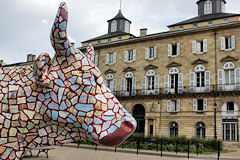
(145, 118, 149, 136)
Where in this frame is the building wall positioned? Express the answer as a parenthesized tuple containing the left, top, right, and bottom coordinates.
(91, 23, 240, 144)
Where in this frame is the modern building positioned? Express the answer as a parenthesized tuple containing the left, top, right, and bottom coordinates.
(80, 0, 240, 145)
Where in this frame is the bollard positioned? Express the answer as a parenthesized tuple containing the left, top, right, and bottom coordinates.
(77, 140, 80, 149)
(95, 144, 97, 151)
(115, 147, 117, 153)
(136, 138, 140, 155)
(217, 141, 220, 160)
(160, 139, 163, 158)
(187, 140, 190, 159)
(196, 142, 199, 156)
(122, 143, 124, 149)
(176, 141, 178, 154)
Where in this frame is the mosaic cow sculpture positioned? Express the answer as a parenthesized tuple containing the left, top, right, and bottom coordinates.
(0, 2, 136, 159)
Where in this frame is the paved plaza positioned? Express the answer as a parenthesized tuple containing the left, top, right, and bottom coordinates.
(22, 144, 240, 160)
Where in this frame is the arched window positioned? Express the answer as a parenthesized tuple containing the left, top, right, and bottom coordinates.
(121, 72, 136, 96)
(223, 62, 235, 86)
(125, 72, 134, 78)
(133, 104, 145, 133)
(146, 70, 155, 91)
(196, 122, 206, 139)
(111, 20, 117, 32)
(169, 67, 179, 74)
(105, 74, 116, 94)
(169, 122, 178, 137)
(204, 0, 212, 15)
(195, 65, 206, 88)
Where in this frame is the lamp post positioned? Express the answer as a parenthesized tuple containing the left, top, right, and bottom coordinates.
(214, 97, 217, 139)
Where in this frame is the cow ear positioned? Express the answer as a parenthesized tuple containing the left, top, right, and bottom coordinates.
(50, 2, 77, 57)
(85, 43, 95, 63)
(33, 53, 51, 86)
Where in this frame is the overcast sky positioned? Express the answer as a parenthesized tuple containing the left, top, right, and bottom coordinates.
(1, 0, 240, 64)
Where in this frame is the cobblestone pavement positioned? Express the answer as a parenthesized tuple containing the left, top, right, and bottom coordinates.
(22, 144, 240, 160)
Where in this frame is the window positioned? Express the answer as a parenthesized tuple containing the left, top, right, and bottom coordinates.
(169, 122, 178, 137)
(149, 47, 155, 59)
(142, 70, 159, 95)
(165, 68, 183, 94)
(168, 43, 180, 57)
(125, 21, 130, 33)
(227, 102, 235, 111)
(224, 62, 235, 86)
(196, 72, 205, 87)
(124, 50, 136, 62)
(193, 99, 207, 111)
(196, 122, 206, 139)
(120, 72, 136, 96)
(111, 20, 117, 32)
(97, 40, 101, 44)
(221, 1, 225, 12)
(221, 36, 235, 50)
(208, 20, 213, 26)
(118, 36, 122, 40)
(192, 39, 207, 54)
(223, 18, 228, 23)
(167, 100, 180, 112)
(107, 38, 111, 42)
(105, 74, 116, 94)
(179, 25, 183, 30)
(145, 47, 157, 60)
(204, 0, 212, 15)
(222, 119, 239, 142)
(105, 52, 116, 65)
(193, 23, 198, 28)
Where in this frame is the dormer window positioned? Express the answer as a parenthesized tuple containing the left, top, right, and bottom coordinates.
(193, 23, 198, 29)
(125, 21, 130, 33)
(204, 0, 212, 15)
(111, 20, 117, 32)
(179, 25, 183, 30)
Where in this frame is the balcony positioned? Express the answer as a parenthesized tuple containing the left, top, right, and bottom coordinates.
(113, 84, 240, 99)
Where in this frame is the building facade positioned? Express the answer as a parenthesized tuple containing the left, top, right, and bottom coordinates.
(81, 0, 240, 145)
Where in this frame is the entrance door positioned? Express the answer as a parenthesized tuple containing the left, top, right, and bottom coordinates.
(133, 105, 145, 134)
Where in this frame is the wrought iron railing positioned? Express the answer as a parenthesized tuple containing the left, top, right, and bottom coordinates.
(112, 84, 240, 98)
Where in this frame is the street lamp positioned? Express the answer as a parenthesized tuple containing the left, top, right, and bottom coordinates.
(214, 97, 217, 139)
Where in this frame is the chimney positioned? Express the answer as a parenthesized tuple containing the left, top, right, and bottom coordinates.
(140, 28, 147, 37)
(71, 42, 75, 47)
(27, 54, 36, 62)
(0, 60, 6, 66)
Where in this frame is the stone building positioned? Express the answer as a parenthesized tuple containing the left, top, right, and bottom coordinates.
(80, 0, 240, 145)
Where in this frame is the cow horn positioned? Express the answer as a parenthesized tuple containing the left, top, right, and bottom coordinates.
(50, 2, 74, 56)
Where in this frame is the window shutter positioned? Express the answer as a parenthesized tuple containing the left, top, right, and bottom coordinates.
(154, 46, 157, 59)
(124, 51, 128, 62)
(221, 37, 225, 50)
(178, 73, 183, 93)
(235, 68, 240, 90)
(203, 39, 207, 53)
(192, 41, 197, 54)
(190, 72, 195, 92)
(110, 80, 114, 92)
(94, 55, 98, 66)
(218, 69, 224, 91)
(164, 74, 170, 94)
(168, 44, 172, 56)
(113, 52, 116, 64)
(203, 99, 207, 111)
(132, 77, 136, 96)
(133, 50, 136, 61)
(120, 78, 126, 96)
(154, 75, 159, 95)
(142, 76, 147, 95)
(145, 47, 149, 59)
(205, 71, 210, 92)
(177, 43, 180, 56)
(231, 35, 235, 49)
(105, 53, 109, 64)
(167, 100, 171, 112)
(104, 80, 107, 86)
(193, 99, 197, 111)
(113, 79, 117, 94)
(176, 100, 180, 112)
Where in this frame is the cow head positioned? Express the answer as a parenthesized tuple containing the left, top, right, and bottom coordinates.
(35, 2, 136, 146)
